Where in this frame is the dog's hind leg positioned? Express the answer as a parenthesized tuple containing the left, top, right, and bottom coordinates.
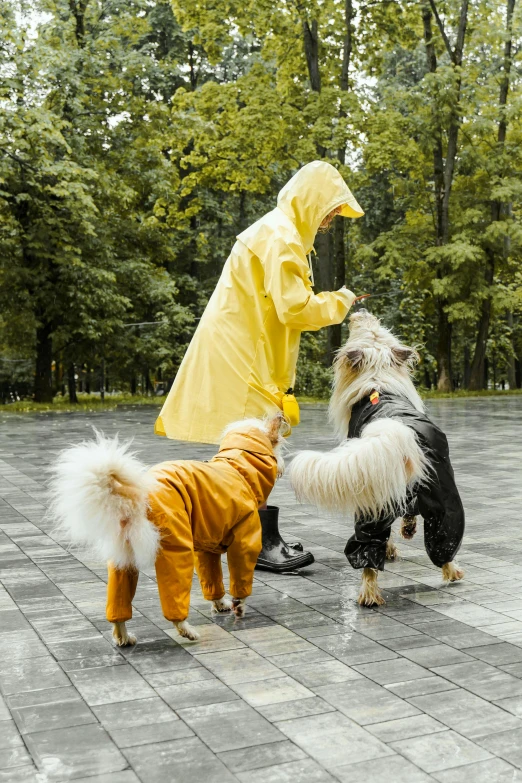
(212, 597, 233, 613)
(358, 568, 385, 606)
(174, 620, 200, 641)
(112, 621, 136, 647)
(442, 562, 464, 583)
(386, 533, 398, 561)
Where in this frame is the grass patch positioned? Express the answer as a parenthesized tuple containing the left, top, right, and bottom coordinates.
(419, 387, 522, 400)
(2, 387, 521, 415)
(1, 393, 167, 414)
(300, 388, 522, 404)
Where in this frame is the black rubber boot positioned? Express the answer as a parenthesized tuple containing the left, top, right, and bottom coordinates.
(256, 506, 314, 572)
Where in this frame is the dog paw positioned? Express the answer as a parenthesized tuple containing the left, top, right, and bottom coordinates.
(441, 562, 464, 583)
(232, 598, 246, 618)
(385, 541, 398, 561)
(212, 597, 233, 613)
(400, 515, 417, 540)
(112, 622, 137, 647)
(174, 620, 200, 641)
(357, 591, 386, 607)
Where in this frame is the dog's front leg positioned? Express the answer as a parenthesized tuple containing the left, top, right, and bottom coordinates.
(112, 621, 137, 647)
(231, 598, 246, 617)
(442, 562, 464, 583)
(174, 620, 200, 641)
(400, 514, 417, 540)
(385, 533, 398, 561)
(358, 568, 385, 607)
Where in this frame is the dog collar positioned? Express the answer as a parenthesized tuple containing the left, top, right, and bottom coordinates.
(370, 391, 380, 406)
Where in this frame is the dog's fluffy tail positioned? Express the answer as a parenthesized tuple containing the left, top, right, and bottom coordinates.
(49, 432, 160, 571)
(289, 418, 428, 518)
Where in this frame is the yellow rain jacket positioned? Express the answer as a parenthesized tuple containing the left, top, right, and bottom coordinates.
(155, 160, 364, 444)
(106, 428, 278, 624)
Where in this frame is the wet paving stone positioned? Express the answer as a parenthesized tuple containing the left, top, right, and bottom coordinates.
(1, 398, 522, 781)
(25, 723, 127, 779)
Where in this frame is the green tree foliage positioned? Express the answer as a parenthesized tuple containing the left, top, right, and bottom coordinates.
(0, 0, 521, 404)
(0, 0, 193, 401)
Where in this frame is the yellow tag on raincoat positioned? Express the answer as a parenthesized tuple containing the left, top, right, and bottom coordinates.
(282, 390, 300, 427)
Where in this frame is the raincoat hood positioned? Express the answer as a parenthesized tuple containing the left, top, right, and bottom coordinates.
(213, 429, 279, 506)
(276, 161, 364, 254)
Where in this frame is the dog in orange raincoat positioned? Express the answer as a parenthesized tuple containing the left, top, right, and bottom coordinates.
(49, 415, 286, 644)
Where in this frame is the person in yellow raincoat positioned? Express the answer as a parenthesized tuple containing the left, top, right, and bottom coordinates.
(156, 160, 364, 443)
(156, 160, 364, 570)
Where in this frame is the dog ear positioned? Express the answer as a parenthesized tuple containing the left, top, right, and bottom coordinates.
(342, 348, 364, 368)
(391, 346, 417, 366)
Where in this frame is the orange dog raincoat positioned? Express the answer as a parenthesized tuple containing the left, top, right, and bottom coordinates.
(106, 428, 278, 624)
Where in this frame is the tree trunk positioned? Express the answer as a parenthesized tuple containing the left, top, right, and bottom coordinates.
(436, 305, 453, 392)
(100, 358, 105, 401)
(422, 5, 444, 239)
(506, 312, 517, 389)
(303, 19, 321, 92)
(54, 359, 59, 395)
(188, 41, 198, 91)
(69, 0, 88, 46)
(468, 0, 515, 389)
(327, 217, 346, 360)
(463, 343, 471, 388)
(34, 324, 54, 403)
(469, 251, 494, 390)
(424, 1, 470, 391)
(67, 363, 78, 404)
(301, 16, 325, 160)
(327, 0, 354, 361)
(301, 11, 327, 280)
(423, 4, 451, 390)
(131, 374, 137, 395)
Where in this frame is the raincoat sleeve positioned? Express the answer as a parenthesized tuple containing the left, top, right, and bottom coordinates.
(264, 238, 356, 331)
(227, 509, 263, 598)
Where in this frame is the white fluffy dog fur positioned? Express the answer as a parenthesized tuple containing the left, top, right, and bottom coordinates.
(290, 310, 463, 606)
(49, 415, 286, 643)
(50, 433, 162, 572)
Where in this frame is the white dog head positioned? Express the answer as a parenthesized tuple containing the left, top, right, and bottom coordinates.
(339, 308, 419, 377)
(221, 413, 289, 477)
(329, 309, 424, 439)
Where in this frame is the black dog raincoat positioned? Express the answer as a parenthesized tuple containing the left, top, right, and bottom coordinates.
(344, 392, 465, 571)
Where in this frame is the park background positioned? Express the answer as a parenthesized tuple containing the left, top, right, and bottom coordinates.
(1, 0, 521, 407)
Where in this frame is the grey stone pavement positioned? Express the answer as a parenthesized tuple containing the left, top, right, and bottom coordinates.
(1, 399, 522, 782)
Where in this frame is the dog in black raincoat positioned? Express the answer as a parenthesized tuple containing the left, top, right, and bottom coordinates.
(289, 309, 464, 607)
